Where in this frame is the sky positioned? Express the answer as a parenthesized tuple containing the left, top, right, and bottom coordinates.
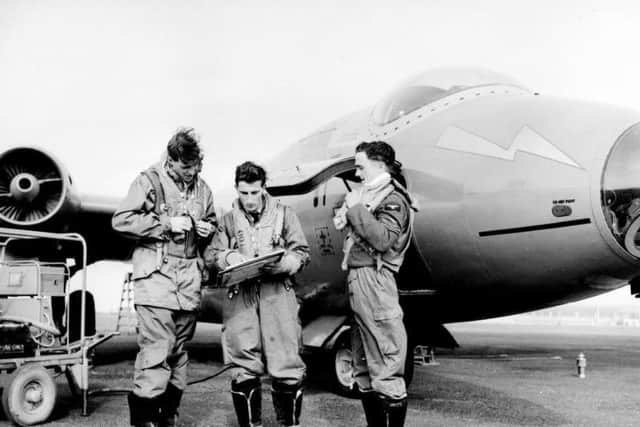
(2, 0, 640, 311)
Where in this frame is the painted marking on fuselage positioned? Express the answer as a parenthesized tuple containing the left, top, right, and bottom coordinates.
(437, 126, 581, 168)
(479, 218, 591, 237)
(314, 226, 336, 255)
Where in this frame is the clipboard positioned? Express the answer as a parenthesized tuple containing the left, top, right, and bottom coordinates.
(216, 249, 285, 288)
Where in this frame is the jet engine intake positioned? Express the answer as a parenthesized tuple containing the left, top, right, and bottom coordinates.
(624, 211, 640, 257)
(601, 123, 640, 259)
(0, 147, 79, 228)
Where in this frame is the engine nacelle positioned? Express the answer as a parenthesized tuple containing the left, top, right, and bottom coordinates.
(0, 147, 80, 229)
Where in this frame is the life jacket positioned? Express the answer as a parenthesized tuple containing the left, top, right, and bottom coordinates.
(342, 179, 417, 273)
(140, 168, 166, 214)
(140, 165, 207, 262)
(227, 196, 286, 258)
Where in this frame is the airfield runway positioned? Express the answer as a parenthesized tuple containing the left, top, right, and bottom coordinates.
(2, 321, 640, 427)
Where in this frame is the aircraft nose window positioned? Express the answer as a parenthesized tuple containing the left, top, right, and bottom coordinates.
(372, 67, 526, 126)
(602, 122, 640, 257)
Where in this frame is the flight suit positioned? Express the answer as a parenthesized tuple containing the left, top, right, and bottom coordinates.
(112, 162, 216, 426)
(342, 179, 416, 427)
(205, 195, 310, 427)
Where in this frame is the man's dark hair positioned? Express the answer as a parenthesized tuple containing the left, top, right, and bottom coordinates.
(235, 161, 267, 186)
(355, 141, 402, 177)
(167, 127, 202, 163)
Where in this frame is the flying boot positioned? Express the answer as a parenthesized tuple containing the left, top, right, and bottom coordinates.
(128, 391, 160, 427)
(361, 390, 385, 427)
(231, 378, 262, 427)
(158, 383, 183, 427)
(379, 394, 408, 427)
(271, 381, 303, 427)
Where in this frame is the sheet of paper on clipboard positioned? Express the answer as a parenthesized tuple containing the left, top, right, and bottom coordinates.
(216, 249, 285, 288)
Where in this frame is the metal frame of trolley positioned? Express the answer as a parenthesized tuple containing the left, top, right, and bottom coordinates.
(0, 227, 117, 426)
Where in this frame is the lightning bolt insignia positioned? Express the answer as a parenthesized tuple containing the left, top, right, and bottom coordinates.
(436, 126, 581, 168)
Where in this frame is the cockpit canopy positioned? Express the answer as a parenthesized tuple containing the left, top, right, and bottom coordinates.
(372, 67, 528, 126)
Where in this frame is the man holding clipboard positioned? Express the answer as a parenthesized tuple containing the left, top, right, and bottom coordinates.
(205, 161, 310, 427)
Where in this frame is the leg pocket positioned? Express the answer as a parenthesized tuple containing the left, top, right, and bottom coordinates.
(372, 312, 403, 358)
(135, 343, 170, 370)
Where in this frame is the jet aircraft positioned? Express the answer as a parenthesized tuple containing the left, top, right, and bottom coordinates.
(2, 67, 640, 393)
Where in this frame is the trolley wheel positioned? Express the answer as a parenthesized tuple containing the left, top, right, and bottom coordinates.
(2, 365, 57, 426)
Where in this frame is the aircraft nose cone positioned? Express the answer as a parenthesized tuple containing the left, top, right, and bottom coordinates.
(9, 172, 40, 203)
(601, 122, 640, 258)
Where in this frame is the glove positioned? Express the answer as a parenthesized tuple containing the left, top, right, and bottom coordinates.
(261, 254, 300, 276)
(333, 205, 348, 231)
(225, 251, 248, 266)
(345, 190, 362, 208)
(170, 216, 192, 233)
(195, 220, 214, 238)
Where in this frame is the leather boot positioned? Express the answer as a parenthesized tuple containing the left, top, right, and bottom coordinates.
(128, 392, 160, 427)
(231, 378, 262, 427)
(361, 390, 385, 427)
(271, 381, 303, 427)
(380, 394, 408, 427)
(159, 383, 183, 427)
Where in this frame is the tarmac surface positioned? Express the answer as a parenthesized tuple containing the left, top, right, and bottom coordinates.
(2, 321, 640, 426)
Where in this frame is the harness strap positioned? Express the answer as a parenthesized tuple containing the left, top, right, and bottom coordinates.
(377, 206, 414, 272)
(230, 203, 286, 255)
(341, 181, 416, 272)
(272, 205, 285, 246)
(141, 169, 167, 269)
(340, 185, 394, 271)
(140, 169, 166, 214)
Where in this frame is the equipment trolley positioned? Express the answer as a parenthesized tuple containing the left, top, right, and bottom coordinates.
(0, 227, 116, 426)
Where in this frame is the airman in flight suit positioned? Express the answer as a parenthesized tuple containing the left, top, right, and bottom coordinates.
(112, 128, 216, 427)
(205, 161, 310, 427)
(334, 141, 418, 427)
